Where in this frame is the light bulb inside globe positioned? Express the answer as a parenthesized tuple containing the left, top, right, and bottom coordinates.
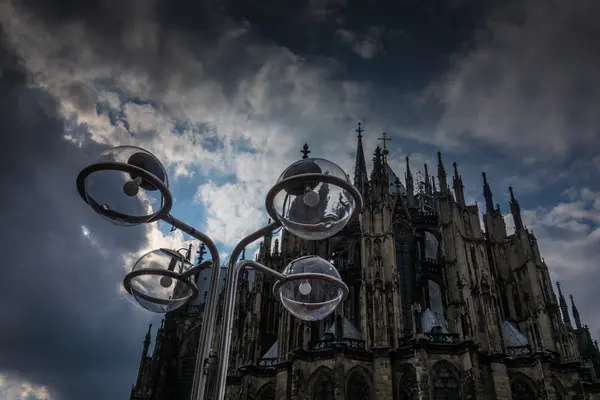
(160, 276, 173, 288)
(123, 177, 143, 197)
(298, 280, 312, 295)
(303, 188, 320, 208)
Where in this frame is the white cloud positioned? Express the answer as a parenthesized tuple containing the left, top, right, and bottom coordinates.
(197, 181, 267, 247)
(0, 375, 51, 400)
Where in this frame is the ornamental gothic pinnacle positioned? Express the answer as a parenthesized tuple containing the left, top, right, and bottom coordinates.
(130, 124, 600, 400)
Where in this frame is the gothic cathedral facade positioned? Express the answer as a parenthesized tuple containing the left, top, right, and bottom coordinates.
(131, 124, 600, 399)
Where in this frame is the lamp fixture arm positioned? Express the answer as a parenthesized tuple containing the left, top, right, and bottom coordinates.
(160, 214, 221, 400)
(212, 221, 282, 400)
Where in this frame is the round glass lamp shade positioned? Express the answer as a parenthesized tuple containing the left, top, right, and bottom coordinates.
(275, 255, 347, 321)
(76, 146, 172, 226)
(123, 248, 197, 313)
(267, 158, 360, 240)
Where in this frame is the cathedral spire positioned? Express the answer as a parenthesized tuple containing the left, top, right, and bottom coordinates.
(437, 151, 448, 193)
(301, 143, 311, 159)
(570, 294, 582, 329)
(196, 243, 207, 264)
(143, 324, 152, 357)
(482, 172, 494, 213)
(353, 122, 368, 196)
(556, 282, 572, 328)
(424, 163, 431, 194)
(452, 162, 465, 206)
(405, 156, 415, 207)
(509, 186, 524, 231)
(372, 146, 384, 180)
(185, 243, 193, 262)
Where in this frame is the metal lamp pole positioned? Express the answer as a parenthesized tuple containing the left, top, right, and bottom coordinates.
(210, 172, 362, 400)
(76, 146, 362, 400)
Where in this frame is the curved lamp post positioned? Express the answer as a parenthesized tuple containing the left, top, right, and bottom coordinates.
(76, 146, 363, 400)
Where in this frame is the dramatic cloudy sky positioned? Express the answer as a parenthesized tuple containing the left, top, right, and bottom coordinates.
(1, 0, 599, 398)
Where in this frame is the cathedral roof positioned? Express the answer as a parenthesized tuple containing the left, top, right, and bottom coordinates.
(386, 164, 407, 196)
(502, 321, 529, 347)
(423, 308, 449, 333)
(262, 341, 278, 358)
(323, 316, 362, 340)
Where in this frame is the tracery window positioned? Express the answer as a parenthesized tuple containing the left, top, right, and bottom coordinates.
(424, 231, 439, 259)
(258, 383, 275, 400)
(431, 362, 461, 400)
(312, 369, 335, 400)
(346, 369, 371, 400)
(395, 364, 418, 400)
(510, 375, 536, 400)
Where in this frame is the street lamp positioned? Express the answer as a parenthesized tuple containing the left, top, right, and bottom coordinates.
(76, 145, 363, 400)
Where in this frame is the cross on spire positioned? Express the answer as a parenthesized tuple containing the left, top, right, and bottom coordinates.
(356, 122, 363, 138)
(378, 132, 392, 151)
(301, 143, 311, 159)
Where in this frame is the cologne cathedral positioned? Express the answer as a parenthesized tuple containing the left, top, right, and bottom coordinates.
(130, 124, 600, 400)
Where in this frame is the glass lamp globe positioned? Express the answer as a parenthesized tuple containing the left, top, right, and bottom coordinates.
(277, 255, 346, 321)
(271, 158, 356, 240)
(125, 248, 196, 313)
(82, 146, 169, 226)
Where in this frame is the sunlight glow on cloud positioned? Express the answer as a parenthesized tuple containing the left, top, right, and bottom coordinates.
(0, 375, 51, 400)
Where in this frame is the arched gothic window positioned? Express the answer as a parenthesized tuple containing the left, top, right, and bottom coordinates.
(510, 374, 537, 400)
(312, 368, 335, 400)
(424, 231, 439, 259)
(431, 362, 461, 400)
(346, 368, 371, 400)
(257, 383, 275, 400)
(395, 364, 418, 400)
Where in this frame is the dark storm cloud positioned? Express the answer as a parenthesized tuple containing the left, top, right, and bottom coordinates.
(0, 29, 154, 399)
(424, 0, 600, 159)
(10, 0, 320, 113)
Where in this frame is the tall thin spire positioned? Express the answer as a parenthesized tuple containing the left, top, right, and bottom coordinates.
(372, 146, 383, 179)
(185, 243, 193, 262)
(570, 294, 582, 329)
(437, 151, 448, 193)
(354, 122, 368, 195)
(556, 282, 572, 328)
(452, 162, 465, 206)
(424, 164, 431, 194)
(405, 156, 414, 207)
(509, 186, 524, 231)
(143, 324, 152, 356)
(482, 172, 494, 213)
